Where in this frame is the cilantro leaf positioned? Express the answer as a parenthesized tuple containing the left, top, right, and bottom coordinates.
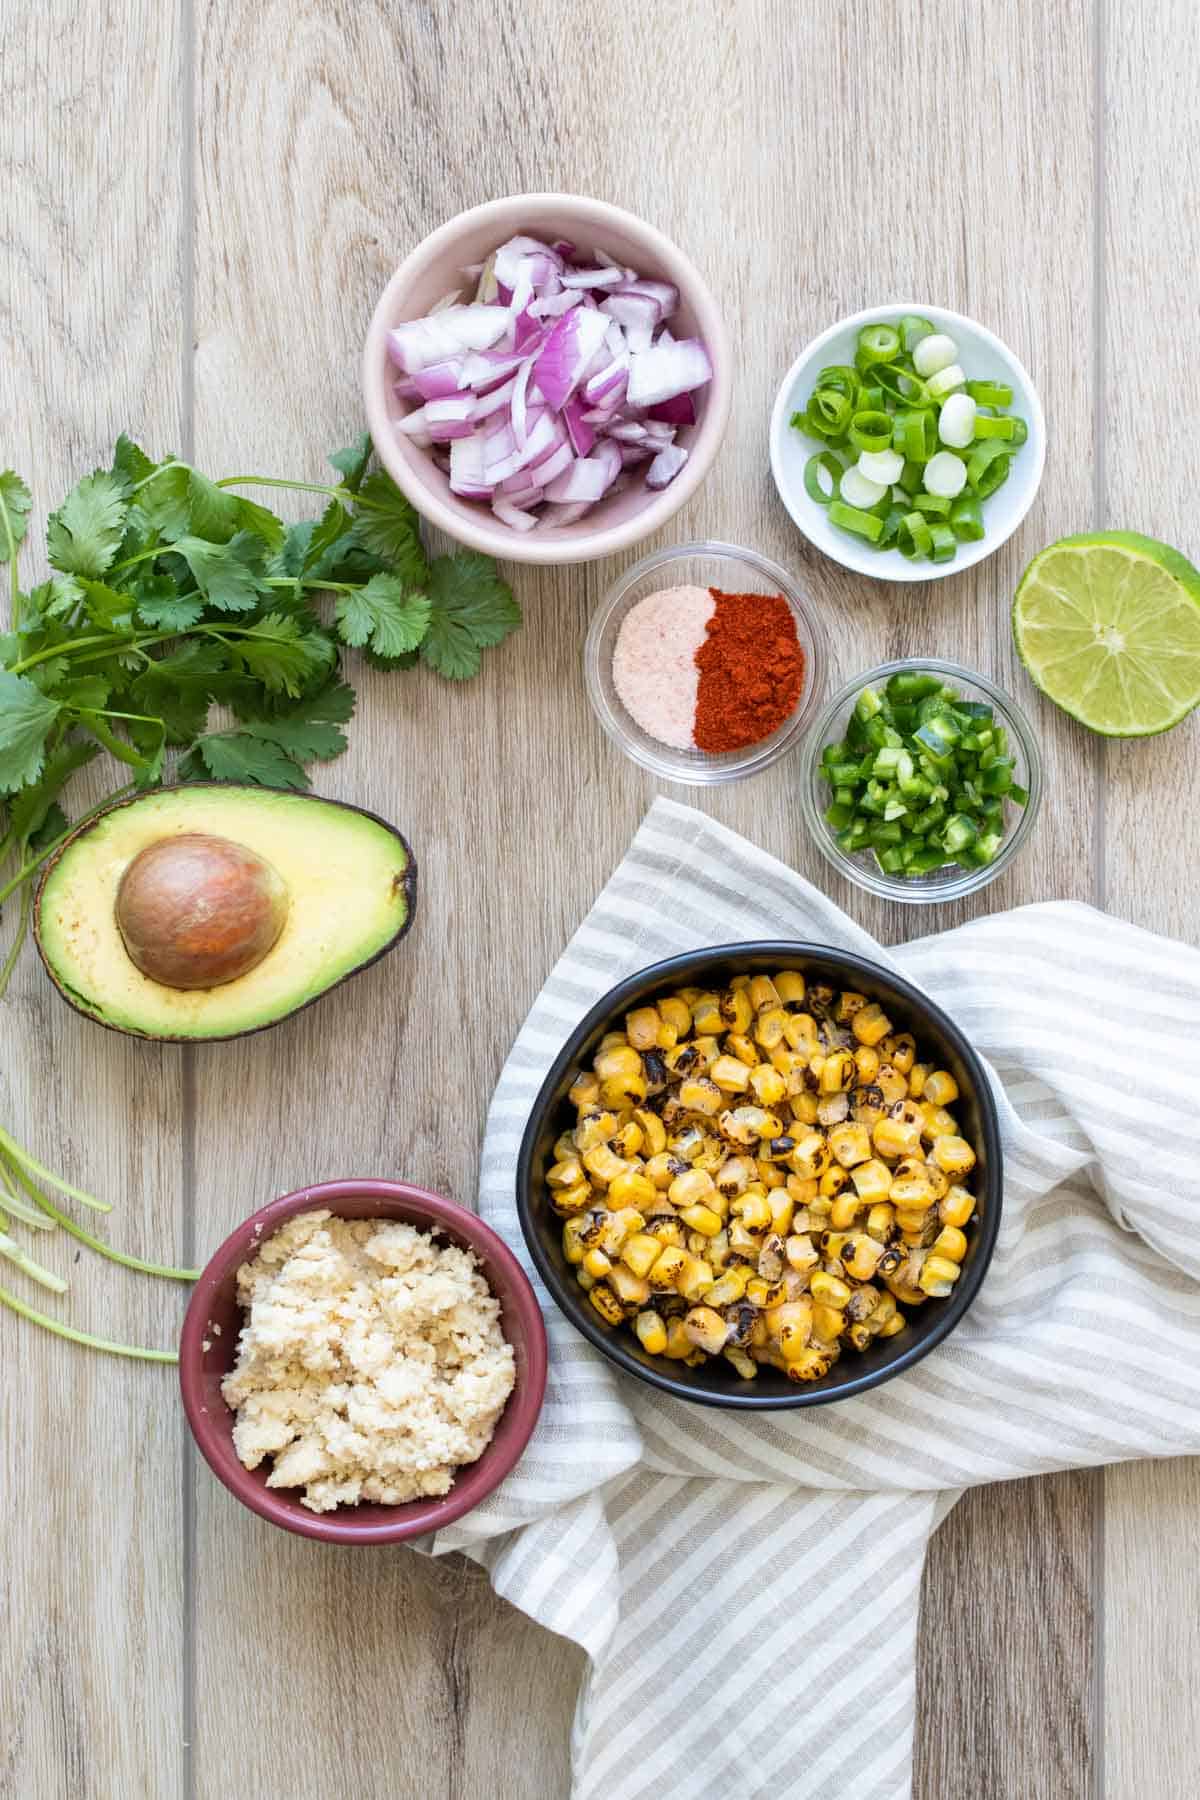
(237, 716, 347, 761)
(130, 640, 227, 744)
(77, 579, 135, 631)
(29, 802, 69, 855)
(3, 740, 99, 844)
(419, 553, 521, 680)
(171, 532, 270, 611)
(46, 472, 128, 578)
(335, 573, 431, 658)
(136, 465, 191, 540)
(186, 470, 241, 543)
(109, 435, 158, 496)
(304, 499, 351, 574)
(0, 673, 61, 790)
(53, 674, 112, 711)
(133, 575, 202, 631)
(24, 575, 83, 624)
(181, 731, 310, 789)
(225, 613, 336, 697)
(329, 433, 372, 494)
(230, 675, 355, 728)
(350, 470, 427, 586)
(235, 497, 286, 554)
(0, 471, 32, 563)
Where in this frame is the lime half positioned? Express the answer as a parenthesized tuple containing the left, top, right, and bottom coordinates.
(1013, 532, 1200, 736)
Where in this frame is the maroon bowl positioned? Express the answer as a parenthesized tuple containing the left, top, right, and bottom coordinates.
(179, 1179, 547, 1544)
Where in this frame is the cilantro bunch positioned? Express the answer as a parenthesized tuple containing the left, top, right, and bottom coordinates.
(0, 432, 520, 994)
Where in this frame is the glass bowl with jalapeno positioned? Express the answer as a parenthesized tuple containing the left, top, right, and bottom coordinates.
(769, 304, 1046, 581)
(799, 659, 1043, 902)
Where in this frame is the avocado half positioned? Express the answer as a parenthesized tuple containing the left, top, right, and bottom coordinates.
(33, 784, 416, 1042)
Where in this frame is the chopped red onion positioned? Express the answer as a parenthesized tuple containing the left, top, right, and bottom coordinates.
(492, 497, 540, 531)
(412, 359, 467, 401)
(533, 307, 610, 411)
(424, 394, 477, 440)
(563, 394, 596, 458)
(387, 228, 712, 530)
(646, 444, 689, 489)
(530, 441, 575, 487)
(648, 391, 696, 426)
(626, 339, 713, 408)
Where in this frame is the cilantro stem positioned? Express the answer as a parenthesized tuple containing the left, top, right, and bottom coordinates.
(0, 782, 137, 911)
(215, 475, 346, 500)
(0, 883, 31, 1000)
(75, 714, 149, 770)
(106, 545, 168, 577)
(0, 1282, 179, 1362)
(0, 1150, 199, 1281)
(127, 460, 188, 495)
(9, 631, 148, 675)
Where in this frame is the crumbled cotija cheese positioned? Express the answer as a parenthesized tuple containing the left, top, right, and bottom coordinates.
(222, 1210, 516, 1514)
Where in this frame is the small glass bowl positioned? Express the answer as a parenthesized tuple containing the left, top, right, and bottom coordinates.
(584, 540, 828, 784)
(798, 657, 1043, 904)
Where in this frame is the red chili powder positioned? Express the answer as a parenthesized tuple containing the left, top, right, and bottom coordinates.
(693, 589, 805, 752)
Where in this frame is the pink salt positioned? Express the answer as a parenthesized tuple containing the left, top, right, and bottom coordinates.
(611, 584, 715, 749)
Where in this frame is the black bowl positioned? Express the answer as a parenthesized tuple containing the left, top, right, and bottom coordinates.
(516, 942, 1002, 1410)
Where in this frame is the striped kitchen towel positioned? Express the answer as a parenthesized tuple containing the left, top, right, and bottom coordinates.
(434, 796, 1200, 1800)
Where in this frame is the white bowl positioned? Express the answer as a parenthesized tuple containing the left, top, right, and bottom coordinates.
(768, 303, 1046, 583)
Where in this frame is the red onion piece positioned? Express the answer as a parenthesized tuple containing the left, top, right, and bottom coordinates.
(492, 497, 539, 531)
(412, 359, 467, 401)
(539, 500, 592, 527)
(530, 441, 575, 488)
(626, 338, 713, 408)
(563, 394, 596, 458)
(561, 266, 626, 290)
(648, 391, 696, 426)
(473, 376, 519, 420)
(532, 307, 610, 411)
(645, 444, 689, 489)
(449, 434, 492, 497)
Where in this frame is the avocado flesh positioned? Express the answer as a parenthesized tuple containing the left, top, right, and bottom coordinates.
(35, 786, 414, 1040)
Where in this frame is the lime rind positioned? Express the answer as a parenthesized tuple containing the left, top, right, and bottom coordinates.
(1013, 532, 1200, 737)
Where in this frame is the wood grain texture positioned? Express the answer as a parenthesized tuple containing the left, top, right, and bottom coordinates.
(5, 0, 1198, 1793)
(0, 4, 188, 1798)
(1100, 2, 1200, 1793)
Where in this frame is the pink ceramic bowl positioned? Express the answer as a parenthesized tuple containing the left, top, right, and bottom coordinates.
(362, 192, 733, 565)
(179, 1179, 547, 1544)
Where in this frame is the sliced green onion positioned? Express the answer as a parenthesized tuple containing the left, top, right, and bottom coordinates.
(900, 315, 934, 353)
(897, 458, 925, 495)
(814, 364, 861, 400)
(897, 512, 933, 559)
(949, 495, 985, 540)
(893, 408, 937, 461)
(913, 493, 952, 518)
(967, 440, 1012, 497)
(966, 379, 1013, 406)
(972, 413, 1016, 440)
(929, 523, 957, 563)
(810, 388, 853, 435)
(875, 504, 907, 549)
(856, 322, 903, 366)
(1009, 416, 1029, 446)
(847, 410, 893, 452)
(873, 364, 929, 408)
(925, 363, 967, 400)
(804, 451, 844, 505)
(858, 384, 885, 412)
(828, 500, 884, 543)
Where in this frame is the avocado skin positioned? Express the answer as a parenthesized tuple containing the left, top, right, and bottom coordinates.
(33, 784, 417, 1043)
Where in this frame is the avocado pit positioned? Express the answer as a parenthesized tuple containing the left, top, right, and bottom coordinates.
(115, 833, 289, 990)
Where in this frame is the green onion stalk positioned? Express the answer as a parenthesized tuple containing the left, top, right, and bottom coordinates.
(0, 1125, 199, 1361)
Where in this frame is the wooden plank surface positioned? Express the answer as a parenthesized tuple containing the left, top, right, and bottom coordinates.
(2, 0, 1197, 1794)
(0, 5, 188, 1798)
(1100, 1, 1200, 1793)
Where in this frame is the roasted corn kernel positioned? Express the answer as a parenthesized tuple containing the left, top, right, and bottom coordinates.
(548, 972, 981, 1376)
